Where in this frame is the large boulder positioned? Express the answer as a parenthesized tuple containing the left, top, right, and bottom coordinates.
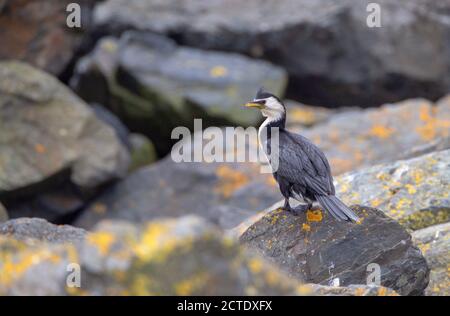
(0, 0, 95, 76)
(0, 216, 313, 295)
(240, 205, 429, 296)
(412, 222, 450, 296)
(0, 61, 130, 220)
(93, 0, 450, 107)
(296, 97, 450, 175)
(71, 32, 287, 154)
(335, 150, 450, 230)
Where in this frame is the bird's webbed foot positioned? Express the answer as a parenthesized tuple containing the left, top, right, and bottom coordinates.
(289, 203, 311, 215)
(283, 199, 311, 216)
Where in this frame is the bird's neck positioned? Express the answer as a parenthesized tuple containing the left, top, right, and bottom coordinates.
(259, 115, 286, 142)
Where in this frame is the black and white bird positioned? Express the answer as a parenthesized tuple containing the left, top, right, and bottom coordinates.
(245, 89, 359, 222)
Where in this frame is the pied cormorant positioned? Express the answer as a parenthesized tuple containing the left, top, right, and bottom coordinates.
(245, 89, 359, 222)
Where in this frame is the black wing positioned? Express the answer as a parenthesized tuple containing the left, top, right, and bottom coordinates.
(268, 130, 335, 196)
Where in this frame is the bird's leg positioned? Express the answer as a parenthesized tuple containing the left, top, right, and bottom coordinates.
(283, 198, 292, 212)
(290, 202, 313, 215)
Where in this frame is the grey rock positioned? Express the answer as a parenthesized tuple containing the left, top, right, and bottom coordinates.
(93, 0, 450, 107)
(0, 218, 86, 244)
(0, 61, 130, 218)
(0, 216, 310, 295)
(335, 150, 450, 230)
(240, 205, 429, 296)
(0, 0, 96, 75)
(413, 222, 450, 296)
(70, 32, 287, 153)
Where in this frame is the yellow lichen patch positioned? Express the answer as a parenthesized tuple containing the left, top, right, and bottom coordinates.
(416, 104, 450, 141)
(34, 143, 46, 154)
(87, 232, 116, 256)
(248, 258, 264, 274)
(132, 222, 193, 263)
(214, 165, 249, 198)
(264, 270, 280, 286)
(410, 169, 425, 184)
(370, 197, 383, 208)
(399, 209, 450, 230)
(368, 125, 395, 139)
(377, 287, 388, 296)
(210, 66, 228, 78)
(302, 223, 311, 232)
(0, 247, 62, 286)
(296, 284, 313, 295)
(354, 287, 366, 296)
(404, 184, 417, 195)
(130, 275, 154, 295)
(174, 272, 210, 295)
(306, 210, 323, 222)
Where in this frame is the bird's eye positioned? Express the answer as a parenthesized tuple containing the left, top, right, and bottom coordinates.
(253, 99, 266, 105)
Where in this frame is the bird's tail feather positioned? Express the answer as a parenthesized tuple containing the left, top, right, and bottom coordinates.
(316, 195, 359, 222)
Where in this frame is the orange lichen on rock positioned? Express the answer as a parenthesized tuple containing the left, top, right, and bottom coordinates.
(34, 143, 46, 154)
(214, 165, 249, 198)
(368, 125, 395, 139)
(87, 232, 116, 255)
(416, 104, 450, 141)
(306, 210, 323, 222)
(302, 223, 311, 232)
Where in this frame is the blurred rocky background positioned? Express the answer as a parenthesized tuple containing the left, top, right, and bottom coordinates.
(0, 0, 449, 296)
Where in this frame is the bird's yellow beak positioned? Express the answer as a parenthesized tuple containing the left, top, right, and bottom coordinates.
(244, 102, 264, 109)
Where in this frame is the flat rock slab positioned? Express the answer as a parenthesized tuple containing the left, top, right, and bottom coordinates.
(413, 222, 450, 296)
(93, 0, 450, 106)
(240, 205, 429, 296)
(0, 218, 86, 244)
(335, 150, 450, 230)
(0, 61, 130, 197)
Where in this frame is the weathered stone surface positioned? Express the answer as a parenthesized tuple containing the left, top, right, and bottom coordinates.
(93, 0, 450, 107)
(240, 205, 429, 296)
(296, 97, 450, 175)
(70, 32, 287, 153)
(0, 216, 313, 295)
(0, 61, 130, 195)
(413, 222, 450, 296)
(0, 203, 7, 223)
(308, 284, 398, 296)
(0, 0, 95, 75)
(0, 61, 130, 220)
(336, 150, 450, 230)
(0, 218, 86, 244)
(128, 133, 157, 172)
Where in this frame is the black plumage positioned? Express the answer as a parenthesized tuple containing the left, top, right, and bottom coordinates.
(246, 89, 359, 222)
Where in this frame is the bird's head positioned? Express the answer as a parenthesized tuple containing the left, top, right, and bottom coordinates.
(244, 88, 285, 120)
